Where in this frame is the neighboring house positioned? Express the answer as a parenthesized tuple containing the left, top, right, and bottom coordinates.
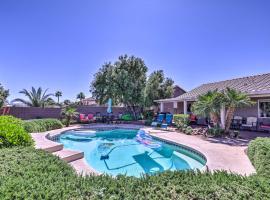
(80, 97, 98, 106)
(155, 73, 270, 120)
(154, 85, 186, 113)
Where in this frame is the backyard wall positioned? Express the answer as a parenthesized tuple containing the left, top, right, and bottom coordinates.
(76, 105, 126, 115)
(0, 106, 127, 120)
(0, 107, 61, 120)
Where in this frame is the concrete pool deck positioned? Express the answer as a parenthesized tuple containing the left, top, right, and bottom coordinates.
(144, 127, 256, 176)
(31, 124, 256, 176)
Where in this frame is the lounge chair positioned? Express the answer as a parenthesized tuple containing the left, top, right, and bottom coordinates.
(231, 116, 243, 129)
(151, 114, 165, 127)
(161, 114, 173, 129)
(241, 117, 257, 131)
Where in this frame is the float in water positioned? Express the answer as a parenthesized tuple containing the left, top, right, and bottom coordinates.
(136, 130, 162, 149)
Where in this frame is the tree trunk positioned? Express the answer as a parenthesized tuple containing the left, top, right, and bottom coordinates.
(225, 106, 235, 133)
(210, 113, 219, 127)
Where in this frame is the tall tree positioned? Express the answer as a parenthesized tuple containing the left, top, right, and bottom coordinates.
(0, 84, 9, 109)
(55, 91, 62, 104)
(91, 55, 148, 118)
(77, 92, 86, 103)
(223, 88, 254, 133)
(12, 87, 53, 107)
(144, 70, 174, 108)
(90, 63, 116, 105)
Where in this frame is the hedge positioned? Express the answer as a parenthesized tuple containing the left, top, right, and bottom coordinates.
(23, 118, 63, 133)
(1, 147, 270, 199)
(247, 137, 270, 178)
(0, 116, 33, 148)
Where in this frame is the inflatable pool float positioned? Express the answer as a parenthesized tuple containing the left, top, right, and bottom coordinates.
(136, 130, 162, 149)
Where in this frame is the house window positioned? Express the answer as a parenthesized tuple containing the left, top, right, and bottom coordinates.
(258, 100, 270, 118)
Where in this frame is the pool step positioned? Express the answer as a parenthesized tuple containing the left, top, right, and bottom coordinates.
(44, 143, 64, 153)
(53, 149, 84, 163)
(31, 133, 64, 153)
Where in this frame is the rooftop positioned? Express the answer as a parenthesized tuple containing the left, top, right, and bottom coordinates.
(156, 73, 270, 102)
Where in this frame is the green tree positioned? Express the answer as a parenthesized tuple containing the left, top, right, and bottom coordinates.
(0, 84, 9, 109)
(76, 92, 86, 102)
(55, 91, 62, 104)
(91, 55, 148, 118)
(91, 63, 116, 105)
(63, 99, 72, 106)
(62, 106, 78, 127)
(144, 70, 174, 108)
(191, 90, 223, 126)
(223, 88, 254, 133)
(12, 87, 53, 107)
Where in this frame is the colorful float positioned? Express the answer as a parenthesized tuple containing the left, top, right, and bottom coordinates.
(136, 130, 162, 149)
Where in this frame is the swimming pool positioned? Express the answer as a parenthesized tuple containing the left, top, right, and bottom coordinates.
(57, 128, 206, 177)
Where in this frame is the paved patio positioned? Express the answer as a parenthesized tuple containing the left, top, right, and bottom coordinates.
(144, 128, 257, 176)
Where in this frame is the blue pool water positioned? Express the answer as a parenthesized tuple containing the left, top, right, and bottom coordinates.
(58, 128, 205, 177)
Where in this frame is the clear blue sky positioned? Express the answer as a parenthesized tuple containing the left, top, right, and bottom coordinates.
(1, 0, 270, 101)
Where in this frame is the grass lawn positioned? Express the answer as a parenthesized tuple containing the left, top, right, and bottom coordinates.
(1, 144, 270, 200)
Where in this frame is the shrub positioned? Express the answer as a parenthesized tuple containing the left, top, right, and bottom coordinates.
(0, 147, 270, 199)
(208, 126, 224, 137)
(183, 126, 193, 135)
(173, 114, 190, 130)
(23, 118, 63, 133)
(0, 116, 33, 147)
(248, 138, 270, 178)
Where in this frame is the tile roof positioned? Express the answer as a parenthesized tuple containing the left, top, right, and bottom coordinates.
(156, 73, 270, 102)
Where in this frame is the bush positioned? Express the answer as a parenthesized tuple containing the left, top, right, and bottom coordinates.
(0, 147, 270, 199)
(208, 126, 224, 137)
(23, 118, 63, 133)
(183, 126, 193, 135)
(173, 114, 190, 131)
(248, 138, 270, 178)
(0, 116, 33, 147)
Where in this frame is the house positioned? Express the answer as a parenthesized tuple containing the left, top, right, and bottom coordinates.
(154, 85, 186, 113)
(80, 97, 98, 106)
(155, 73, 270, 121)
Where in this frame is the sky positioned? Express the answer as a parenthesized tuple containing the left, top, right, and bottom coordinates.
(0, 0, 270, 102)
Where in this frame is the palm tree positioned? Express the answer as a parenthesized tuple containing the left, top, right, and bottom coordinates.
(12, 87, 53, 107)
(223, 88, 254, 133)
(0, 84, 9, 109)
(76, 92, 86, 104)
(191, 90, 223, 126)
(55, 91, 62, 104)
(62, 106, 78, 127)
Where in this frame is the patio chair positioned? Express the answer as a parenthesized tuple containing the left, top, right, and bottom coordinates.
(161, 114, 173, 129)
(95, 112, 102, 123)
(189, 114, 197, 124)
(79, 114, 89, 123)
(258, 119, 270, 133)
(87, 113, 95, 123)
(231, 116, 243, 129)
(241, 117, 258, 131)
(151, 114, 165, 127)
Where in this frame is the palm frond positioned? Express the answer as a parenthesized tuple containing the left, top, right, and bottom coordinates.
(12, 98, 33, 107)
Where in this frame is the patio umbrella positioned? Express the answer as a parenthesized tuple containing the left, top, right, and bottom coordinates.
(107, 98, 112, 114)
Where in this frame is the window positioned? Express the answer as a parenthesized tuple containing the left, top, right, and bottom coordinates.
(259, 100, 270, 118)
